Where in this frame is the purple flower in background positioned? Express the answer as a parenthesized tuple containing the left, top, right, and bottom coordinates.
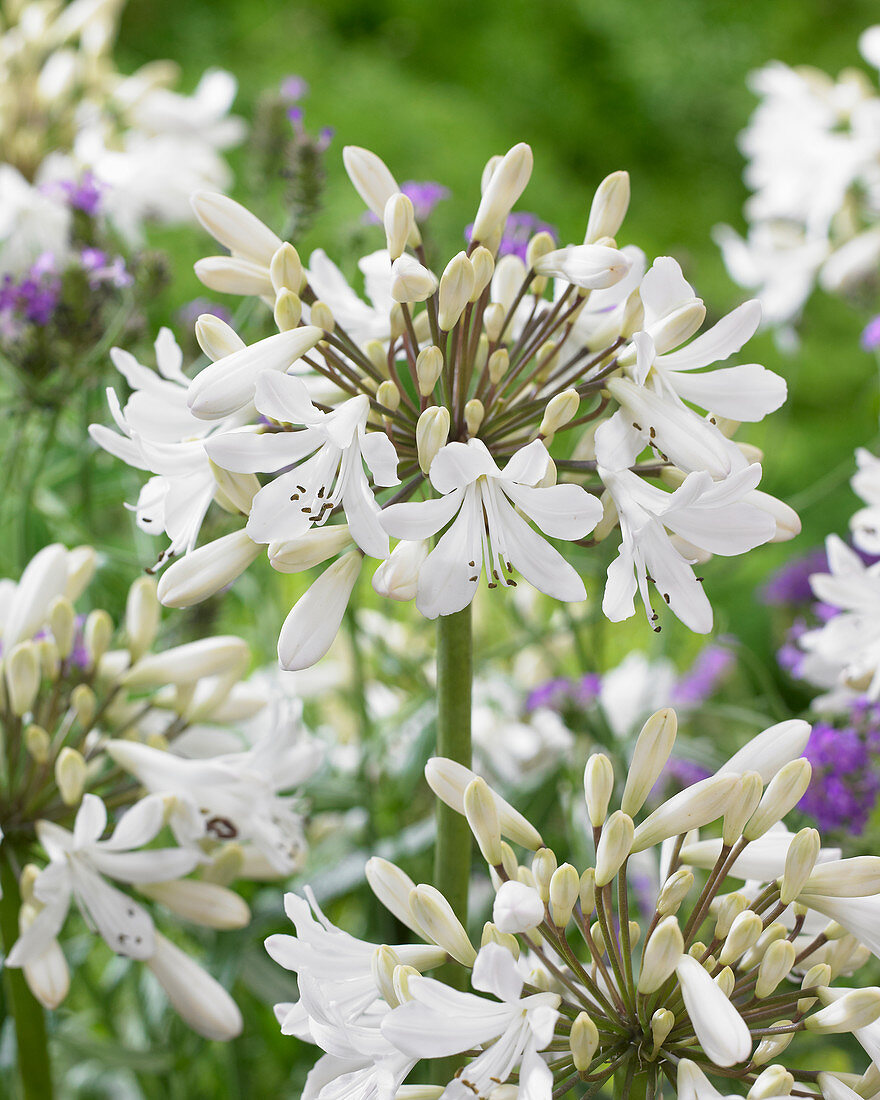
(526, 678, 572, 712)
(671, 645, 734, 707)
(42, 172, 103, 216)
(575, 673, 601, 706)
(80, 250, 132, 289)
(649, 757, 711, 803)
(862, 314, 880, 352)
(800, 722, 880, 833)
(465, 211, 558, 263)
(762, 546, 828, 605)
(7, 253, 61, 324)
(364, 181, 450, 227)
(280, 75, 309, 102)
(176, 298, 233, 329)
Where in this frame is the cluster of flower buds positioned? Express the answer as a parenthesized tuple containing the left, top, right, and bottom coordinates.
(267, 708, 880, 1099)
(0, 543, 322, 1037)
(716, 24, 880, 338)
(93, 140, 799, 670)
(0, 0, 244, 277)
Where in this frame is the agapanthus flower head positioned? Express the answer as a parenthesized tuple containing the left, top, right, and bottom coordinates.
(94, 141, 797, 669)
(267, 708, 880, 1098)
(0, 542, 320, 1037)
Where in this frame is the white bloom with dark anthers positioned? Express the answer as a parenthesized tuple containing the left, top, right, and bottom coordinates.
(89, 327, 251, 562)
(799, 534, 880, 699)
(6, 794, 197, 967)
(597, 454, 776, 632)
(206, 372, 399, 560)
(105, 717, 323, 874)
(381, 438, 602, 619)
(268, 713, 880, 1096)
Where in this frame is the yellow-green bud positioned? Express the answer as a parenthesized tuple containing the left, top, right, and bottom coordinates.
(657, 868, 693, 916)
(584, 753, 614, 827)
(38, 638, 60, 682)
(780, 827, 822, 904)
(650, 1009, 675, 1057)
(570, 1012, 599, 1071)
(269, 242, 303, 293)
(465, 399, 485, 437)
(638, 915, 684, 994)
(751, 1024, 795, 1067)
(364, 339, 390, 378)
(310, 300, 335, 334)
(83, 609, 112, 668)
(470, 246, 495, 300)
(481, 922, 519, 959)
(383, 193, 415, 261)
(55, 746, 86, 806)
(585, 170, 631, 244)
(488, 347, 509, 385)
(25, 724, 51, 764)
(748, 1066, 793, 1100)
(416, 406, 450, 474)
(464, 777, 502, 866)
(806, 989, 880, 1033)
(722, 770, 763, 846)
(376, 380, 400, 413)
(756, 939, 796, 998)
(48, 595, 75, 659)
(539, 389, 580, 438)
(745, 759, 813, 840)
(549, 863, 580, 927)
(125, 575, 159, 661)
(719, 909, 763, 966)
(71, 683, 96, 730)
(438, 251, 475, 331)
(274, 288, 303, 331)
(416, 346, 444, 396)
(579, 868, 596, 915)
(531, 848, 557, 903)
(594, 810, 634, 887)
(621, 708, 678, 817)
(526, 231, 556, 271)
(711, 891, 747, 939)
(483, 302, 506, 343)
(6, 642, 40, 716)
(408, 885, 476, 967)
(714, 965, 735, 997)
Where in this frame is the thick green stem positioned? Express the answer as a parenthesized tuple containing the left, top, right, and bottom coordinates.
(0, 848, 54, 1100)
(433, 605, 473, 975)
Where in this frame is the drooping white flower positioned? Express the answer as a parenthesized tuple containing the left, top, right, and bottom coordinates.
(381, 438, 602, 618)
(206, 372, 399, 560)
(850, 447, 880, 555)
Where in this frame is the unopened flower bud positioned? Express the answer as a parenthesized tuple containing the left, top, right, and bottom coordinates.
(343, 145, 420, 246)
(416, 406, 450, 474)
(376, 380, 400, 413)
(470, 246, 495, 300)
(483, 302, 506, 343)
(125, 575, 159, 660)
(585, 170, 631, 244)
(25, 724, 50, 764)
(722, 771, 763, 846)
(83, 609, 112, 668)
(6, 643, 40, 716)
(55, 747, 86, 806)
(310, 300, 335, 334)
(799, 964, 832, 1012)
(534, 244, 631, 290)
(390, 255, 438, 303)
(488, 347, 509, 385)
(539, 389, 579, 439)
(741, 923, 787, 971)
(269, 242, 303, 293)
(549, 863, 579, 927)
(749, 1066, 793, 1099)
(274, 288, 303, 331)
(579, 868, 596, 915)
(122, 637, 249, 689)
(584, 753, 614, 827)
(48, 596, 75, 659)
(756, 939, 796, 998)
(38, 639, 60, 682)
(409, 885, 476, 966)
(438, 252, 475, 331)
(159, 530, 260, 608)
(806, 989, 880, 1033)
(372, 539, 428, 602)
(493, 879, 544, 934)
(416, 345, 444, 396)
(139, 880, 250, 929)
(594, 810, 634, 887)
(392, 963, 420, 1005)
(648, 300, 707, 355)
(570, 1012, 599, 1071)
(657, 868, 693, 916)
(526, 231, 556, 273)
(744, 759, 813, 840)
(195, 314, 246, 361)
(638, 915, 684, 993)
(269, 526, 353, 573)
(384, 193, 415, 260)
(372, 945, 401, 1008)
(621, 708, 678, 817)
(364, 339, 390, 377)
(499, 842, 518, 882)
(712, 892, 747, 940)
(471, 142, 533, 244)
(631, 773, 739, 853)
(71, 683, 96, 729)
(365, 858, 423, 936)
(714, 966, 735, 997)
(803, 856, 880, 898)
(425, 757, 543, 849)
(780, 828, 822, 904)
(481, 922, 519, 958)
(650, 1008, 675, 1057)
(201, 843, 245, 886)
(464, 778, 503, 866)
(465, 399, 484, 437)
(752, 1024, 795, 1067)
(590, 922, 605, 957)
(531, 848, 557, 903)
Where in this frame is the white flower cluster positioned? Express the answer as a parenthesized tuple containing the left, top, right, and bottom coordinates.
(717, 26, 880, 340)
(0, 543, 321, 1037)
(798, 447, 880, 706)
(93, 141, 798, 669)
(267, 710, 880, 1100)
(0, 0, 244, 273)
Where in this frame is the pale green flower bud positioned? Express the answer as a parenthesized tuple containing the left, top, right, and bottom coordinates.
(621, 708, 678, 817)
(269, 242, 303, 294)
(469, 246, 495, 300)
(526, 231, 556, 271)
(438, 251, 475, 331)
(376, 380, 400, 413)
(274, 288, 302, 331)
(364, 339, 390, 378)
(365, 857, 423, 937)
(269, 526, 353, 573)
(531, 848, 557, 903)
(48, 596, 75, 659)
(584, 752, 614, 827)
(756, 940, 796, 998)
(500, 842, 519, 882)
(650, 1009, 675, 1057)
(195, 313, 246, 361)
(539, 389, 579, 439)
(416, 346, 444, 396)
(390, 255, 438, 304)
(372, 945, 401, 1008)
(722, 771, 763, 846)
(201, 843, 245, 886)
(38, 638, 60, 682)
(799, 964, 832, 1013)
(25, 724, 50, 764)
(471, 142, 533, 245)
(748, 1066, 793, 1099)
(83, 609, 112, 668)
(711, 891, 747, 940)
(751, 1024, 795, 1067)
(125, 575, 160, 660)
(803, 856, 880, 898)
(464, 778, 502, 866)
(637, 915, 684, 994)
(6, 642, 40, 716)
(631, 773, 739, 853)
(383, 193, 415, 261)
(409, 884, 476, 966)
(594, 810, 634, 887)
(372, 540, 428, 603)
(714, 966, 735, 997)
(742, 922, 787, 971)
(719, 910, 762, 966)
(71, 683, 96, 729)
(139, 881, 250, 930)
(416, 406, 450, 474)
(464, 399, 484, 437)
(570, 1012, 599, 1071)
(55, 747, 86, 806)
(310, 300, 335, 334)
(590, 921, 605, 957)
(585, 170, 631, 244)
(389, 303, 406, 341)
(480, 922, 519, 959)
(621, 289, 645, 337)
(744, 759, 813, 840)
(483, 302, 506, 343)
(158, 530, 260, 608)
(780, 827, 822, 904)
(488, 347, 509, 384)
(392, 963, 419, 1005)
(806, 989, 880, 1033)
(549, 863, 580, 927)
(657, 868, 693, 916)
(195, 255, 274, 297)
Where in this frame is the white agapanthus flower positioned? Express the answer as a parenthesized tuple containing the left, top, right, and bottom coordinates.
(718, 25, 880, 336)
(266, 709, 880, 1097)
(93, 140, 795, 667)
